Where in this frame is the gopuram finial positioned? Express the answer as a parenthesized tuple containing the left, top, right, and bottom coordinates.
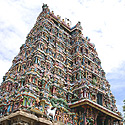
(42, 3, 48, 11)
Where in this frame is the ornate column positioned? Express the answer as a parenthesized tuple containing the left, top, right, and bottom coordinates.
(118, 120, 121, 125)
(84, 107, 87, 125)
(110, 118, 114, 125)
(108, 119, 111, 125)
(93, 111, 98, 125)
(101, 116, 106, 125)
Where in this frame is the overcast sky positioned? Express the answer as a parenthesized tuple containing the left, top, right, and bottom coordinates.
(0, 0, 125, 115)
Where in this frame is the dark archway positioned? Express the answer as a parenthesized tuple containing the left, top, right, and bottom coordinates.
(97, 116, 102, 125)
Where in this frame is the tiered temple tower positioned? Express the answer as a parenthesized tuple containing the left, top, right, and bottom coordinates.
(0, 4, 122, 125)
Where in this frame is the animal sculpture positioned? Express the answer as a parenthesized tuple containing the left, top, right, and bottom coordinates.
(47, 106, 57, 120)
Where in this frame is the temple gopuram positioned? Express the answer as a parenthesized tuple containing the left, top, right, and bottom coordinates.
(0, 4, 122, 125)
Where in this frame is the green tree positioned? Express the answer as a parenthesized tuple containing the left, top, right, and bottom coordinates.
(123, 100, 125, 125)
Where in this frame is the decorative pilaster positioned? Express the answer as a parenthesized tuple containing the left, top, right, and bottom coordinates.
(101, 116, 106, 125)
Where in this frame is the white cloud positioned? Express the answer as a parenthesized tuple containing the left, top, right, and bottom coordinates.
(106, 62, 125, 115)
